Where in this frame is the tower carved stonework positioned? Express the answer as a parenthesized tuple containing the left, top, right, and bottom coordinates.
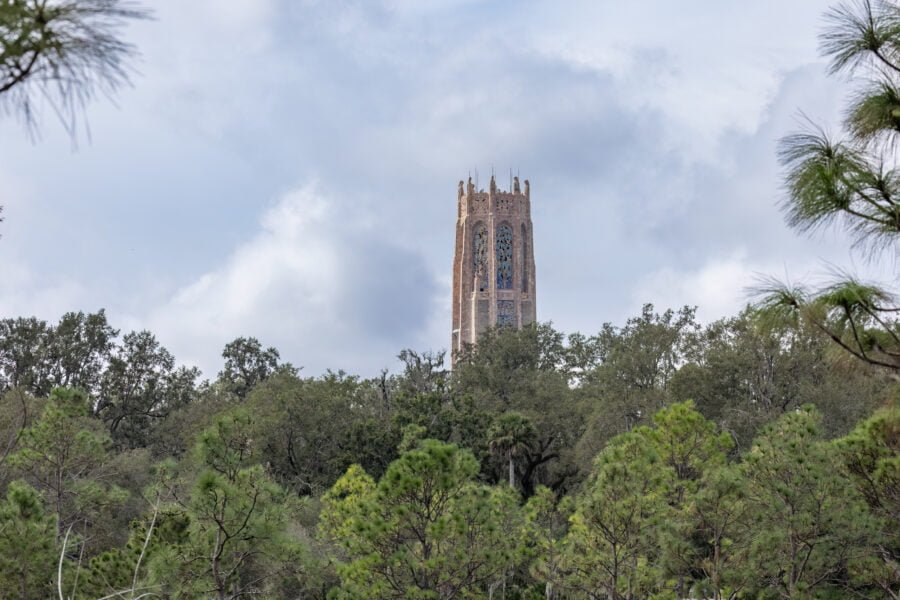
(451, 174, 537, 362)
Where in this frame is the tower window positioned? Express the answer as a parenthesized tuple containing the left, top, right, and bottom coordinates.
(521, 224, 528, 293)
(496, 224, 513, 289)
(497, 300, 516, 327)
(473, 224, 488, 292)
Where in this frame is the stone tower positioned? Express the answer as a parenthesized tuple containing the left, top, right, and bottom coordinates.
(451, 174, 536, 362)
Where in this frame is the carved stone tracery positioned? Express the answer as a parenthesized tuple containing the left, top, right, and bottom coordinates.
(473, 224, 488, 292)
(496, 224, 513, 289)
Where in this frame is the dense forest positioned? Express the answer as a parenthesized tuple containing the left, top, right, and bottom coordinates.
(0, 306, 897, 599)
(3, 0, 900, 598)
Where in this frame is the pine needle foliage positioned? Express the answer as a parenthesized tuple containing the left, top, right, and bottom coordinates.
(758, 0, 900, 373)
(0, 0, 149, 137)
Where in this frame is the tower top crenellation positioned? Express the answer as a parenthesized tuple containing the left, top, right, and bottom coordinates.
(457, 171, 530, 219)
(457, 174, 529, 197)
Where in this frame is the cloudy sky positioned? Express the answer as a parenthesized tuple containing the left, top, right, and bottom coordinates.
(0, 0, 891, 377)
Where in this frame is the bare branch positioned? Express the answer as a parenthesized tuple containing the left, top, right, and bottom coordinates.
(58, 523, 72, 600)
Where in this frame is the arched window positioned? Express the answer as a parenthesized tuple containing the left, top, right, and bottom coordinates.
(521, 224, 528, 292)
(496, 224, 513, 289)
(473, 224, 488, 292)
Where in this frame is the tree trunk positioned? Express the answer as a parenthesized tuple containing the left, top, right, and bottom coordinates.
(212, 528, 226, 600)
(508, 452, 515, 489)
(712, 538, 722, 600)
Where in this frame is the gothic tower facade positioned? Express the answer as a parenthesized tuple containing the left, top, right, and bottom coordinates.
(451, 174, 537, 362)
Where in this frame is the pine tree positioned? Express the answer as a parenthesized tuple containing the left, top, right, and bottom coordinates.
(320, 439, 525, 599)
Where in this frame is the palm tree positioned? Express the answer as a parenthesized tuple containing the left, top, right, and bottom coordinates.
(488, 412, 536, 489)
(754, 0, 900, 373)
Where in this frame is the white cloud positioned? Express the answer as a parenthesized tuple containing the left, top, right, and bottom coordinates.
(0, 167, 89, 318)
(526, 0, 827, 161)
(632, 251, 763, 323)
(631, 249, 897, 327)
(144, 183, 440, 376)
(0, 261, 88, 320)
(3, 0, 895, 377)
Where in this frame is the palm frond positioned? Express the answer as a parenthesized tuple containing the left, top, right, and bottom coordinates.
(842, 160, 900, 252)
(845, 81, 900, 143)
(779, 124, 900, 254)
(748, 275, 810, 328)
(820, 0, 900, 75)
(778, 127, 863, 231)
(816, 275, 895, 315)
(877, 0, 900, 67)
(810, 270, 900, 367)
(487, 412, 536, 456)
(0, 0, 151, 138)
